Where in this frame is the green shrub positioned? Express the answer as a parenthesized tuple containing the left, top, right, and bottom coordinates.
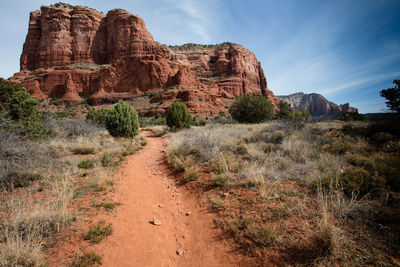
(338, 111, 365, 121)
(86, 108, 110, 127)
(106, 100, 139, 137)
(276, 100, 293, 120)
(229, 94, 274, 123)
(84, 220, 113, 243)
(341, 167, 386, 196)
(0, 78, 25, 111)
(192, 118, 207, 126)
(8, 89, 40, 121)
(166, 101, 192, 130)
(74, 251, 102, 267)
(212, 176, 229, 187)
(72, 146, 95, 155)
(185, 170, 199, 182)
(235, 144, 248, 154)
(95, 202, 120, 210)
(3, 172, 43, 190)
(228, 217, 254, 235)
(78, 160, 94, 169)
(251, 227, 279, 247)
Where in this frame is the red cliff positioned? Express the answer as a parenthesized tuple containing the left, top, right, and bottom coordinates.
(11, 3, 278, 115)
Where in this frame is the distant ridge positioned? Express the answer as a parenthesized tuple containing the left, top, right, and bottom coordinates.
(278, 92, 357, 117)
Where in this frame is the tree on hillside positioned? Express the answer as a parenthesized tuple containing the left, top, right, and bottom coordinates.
(229, 94, 274, 123)
(380, 80, 400, 113)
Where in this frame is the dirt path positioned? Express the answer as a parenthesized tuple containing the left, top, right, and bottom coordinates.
(93, 131, 243, 266)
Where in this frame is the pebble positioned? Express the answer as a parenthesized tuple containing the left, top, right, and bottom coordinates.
(158, 204, 164, 208)
(176, 250, 184, 256)
(151, 218, 162, 226)
(185, 211, 192, 216)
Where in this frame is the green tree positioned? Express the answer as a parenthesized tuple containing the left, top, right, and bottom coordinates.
(166, 101, 192, 130)
(0, 78, 25, 111)
(276, 100, 293, 120)
(380, 80, 400, 113)
(106, 100, 139, 137)
(289, 109, 310, 121)
(8, 89, 40, 121)
(229, 94, 274, 123)
(86, 108, 110, 127)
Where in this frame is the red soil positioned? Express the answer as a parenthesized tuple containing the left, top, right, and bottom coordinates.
(49, 131, 245, 266)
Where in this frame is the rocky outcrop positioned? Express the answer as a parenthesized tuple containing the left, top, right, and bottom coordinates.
(10, 3, 278, 115)
(278, 92, 358, 117)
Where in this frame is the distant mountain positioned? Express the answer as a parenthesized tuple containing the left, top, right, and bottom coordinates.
(278, 92, 358, 117)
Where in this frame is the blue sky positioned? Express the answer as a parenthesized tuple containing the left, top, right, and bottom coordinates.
(0, 0, 399, 113)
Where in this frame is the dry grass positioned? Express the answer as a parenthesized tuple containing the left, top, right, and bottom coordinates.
(167, 120, 400, 265)
(0, 116, 145, 266)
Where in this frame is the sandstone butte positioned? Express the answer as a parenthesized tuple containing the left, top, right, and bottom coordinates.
(9, 3, 279, 115)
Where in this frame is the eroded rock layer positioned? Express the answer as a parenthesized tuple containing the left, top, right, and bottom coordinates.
(11, 3, 278, 115)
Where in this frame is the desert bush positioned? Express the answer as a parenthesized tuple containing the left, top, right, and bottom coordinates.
(166, 101, 192, 130)
(185, 170, 199, 182)
(84, 220, 112, 243)
(249, 226, 279, 247)
(72, 146, 95, 155)
(229, 93, 274, 123)
(275, 100, 293, 120)
(0, 78, 25, 111)
(78, 159, 94, 169)
(341, 166, 386, 196)
(338, 111, 365, 121)
(106, 100, 139, 137)
(44, 118, 105, 137)
(73, 251, 102, 267)
(8, 89, 40, 122)
(228, 217, 254, 235)
(212, 176, 229, 187)
(192, 118, 206, 126)
(308, 208, 339, 260)
(166, 150, 194, 172)
(86, 108, 110, 127)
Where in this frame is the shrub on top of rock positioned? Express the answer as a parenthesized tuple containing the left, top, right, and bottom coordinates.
(166, 101, 192, 130)
(105, 100, 139, 137)
(229, 93, 274, 123)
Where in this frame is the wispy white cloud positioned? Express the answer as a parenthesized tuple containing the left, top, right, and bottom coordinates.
(157, 0, 221, 43)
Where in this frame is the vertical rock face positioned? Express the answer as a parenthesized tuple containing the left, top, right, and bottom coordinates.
(278, 92, 358, 117)
(11, 3, 278, 115)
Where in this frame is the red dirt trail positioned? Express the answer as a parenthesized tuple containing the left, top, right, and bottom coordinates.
(92, 131, 244, 266)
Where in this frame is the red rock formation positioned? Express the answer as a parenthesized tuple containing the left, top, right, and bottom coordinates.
(11, 3, 278, 115)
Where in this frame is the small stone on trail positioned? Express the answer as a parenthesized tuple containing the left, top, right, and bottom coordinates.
(151, 218, 162, 226)
(186, 211, 192, 216)
(176, 250, 184, 256)
(158, 204, 164, 208)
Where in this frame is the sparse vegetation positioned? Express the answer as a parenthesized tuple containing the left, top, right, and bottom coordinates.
(84, 220, 113, 244)
(73, 251, 103, 266)
(0, 89, 144, 265)
(167, 119, 400, 265)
